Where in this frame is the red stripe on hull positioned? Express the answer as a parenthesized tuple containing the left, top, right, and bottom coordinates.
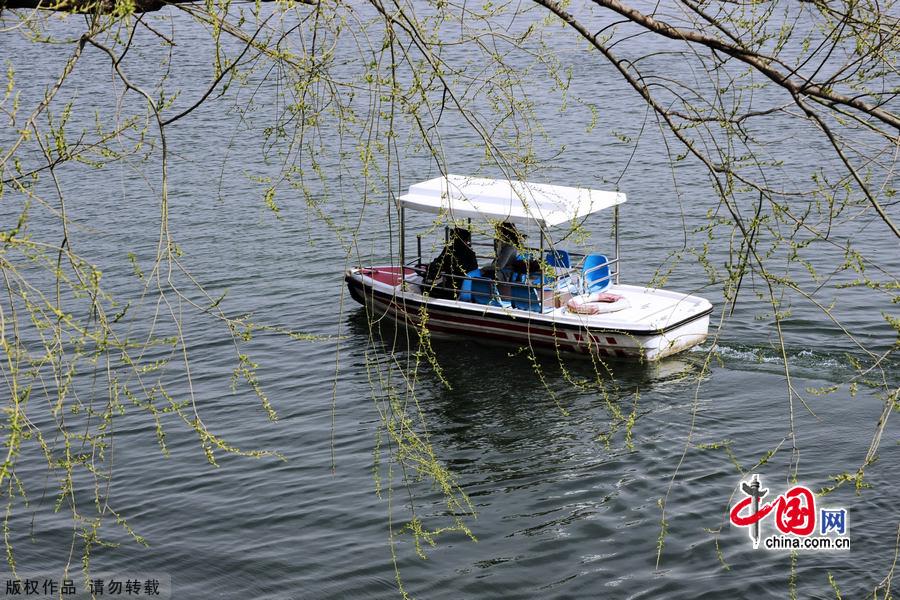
(371, 297, 638, 357)
(393, 302, 568, 341)
(425, 322, 579, 353)
(425, 310, 570, 339)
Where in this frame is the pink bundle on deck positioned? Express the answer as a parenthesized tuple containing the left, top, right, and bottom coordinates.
(566, 292, 630, 315)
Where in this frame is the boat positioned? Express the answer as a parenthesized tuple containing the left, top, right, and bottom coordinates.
(345, 175, 713, 361)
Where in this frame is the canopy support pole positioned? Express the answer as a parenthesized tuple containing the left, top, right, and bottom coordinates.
(399, 206, 406, 290)
(614, 205, 620, 285)
(539, 229, 544, 312)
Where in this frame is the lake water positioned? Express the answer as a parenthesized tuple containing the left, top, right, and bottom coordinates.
(1, 4, 898, 599)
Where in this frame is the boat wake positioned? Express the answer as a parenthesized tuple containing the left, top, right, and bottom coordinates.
(692, 342, 897, 384)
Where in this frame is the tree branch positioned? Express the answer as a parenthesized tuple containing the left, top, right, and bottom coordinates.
(0, 0, 314, 13)
(588, 0, 900, 131)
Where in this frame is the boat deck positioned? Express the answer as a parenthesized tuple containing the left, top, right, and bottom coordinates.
(548, 284, 709, 331)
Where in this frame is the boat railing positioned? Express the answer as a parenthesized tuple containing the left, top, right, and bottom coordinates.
(407, 255, 616, 280)
(413, 235, 588, 270)
(468, 241, 588, 264)
(404, 252, 618, 311)
(408, 270, 577, 313)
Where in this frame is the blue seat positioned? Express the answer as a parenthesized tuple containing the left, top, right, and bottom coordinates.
(471, 278, 496, 305)
(510, 280, 541, 312)
(542, 249, 570, 288)
(460, 269, 509, 306)
(458, 268, 481, 302)
(545, 249, 570, 269)
(582, 254, 612, 293)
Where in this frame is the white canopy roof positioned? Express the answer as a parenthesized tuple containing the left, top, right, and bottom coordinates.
(397, 175, 626, 228)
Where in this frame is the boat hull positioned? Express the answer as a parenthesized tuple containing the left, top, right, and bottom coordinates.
(345, 267, 711, 361)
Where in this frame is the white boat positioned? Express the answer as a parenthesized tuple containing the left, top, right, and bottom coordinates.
(345, 175, 712, 361)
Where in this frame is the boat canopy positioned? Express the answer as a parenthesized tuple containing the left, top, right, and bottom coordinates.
(397, 174, 626, 228)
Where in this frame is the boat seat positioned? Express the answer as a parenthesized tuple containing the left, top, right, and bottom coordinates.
(582, 254, 612, 293)
(460, 269, 509, 307)
(509, 279, 543, 312)
(541, 249, 571, 288)
(545, 249, 571, 269)
(458, 269, 481, 302)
